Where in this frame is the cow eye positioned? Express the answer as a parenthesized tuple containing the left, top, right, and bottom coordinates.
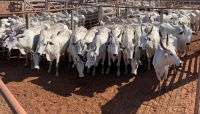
(148, 38, 151, 41)
(170, 53, 173, 56)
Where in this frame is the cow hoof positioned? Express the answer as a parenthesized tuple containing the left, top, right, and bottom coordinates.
(124, 72, 127, 74)
(92, 73, 95, 76)
(55, 75, 59, 77)
(117, 72, 120, 76)
(101, 71, 104, 74)
(87, 69, 90, 74)
(106, 71, 109, 75)
(47, 71, 51, 73)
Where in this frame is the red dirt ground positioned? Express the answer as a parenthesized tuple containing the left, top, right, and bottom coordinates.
(0, 31, 199, 114)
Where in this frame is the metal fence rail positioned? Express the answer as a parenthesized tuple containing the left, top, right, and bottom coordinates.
(0, 79, 27, 114)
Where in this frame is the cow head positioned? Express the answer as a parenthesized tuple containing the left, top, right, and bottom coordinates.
(7, 34, 25, 51)
(85, 45, 97, 69)
(106, 27, 123, 61)
(181, 23, 197, 46)
(139, 25, 153, 50)
(131, 58, 142, 75)
(160, 34, 182, 67)
(121, 26, 135, 62)
(72, 58, 85, 77)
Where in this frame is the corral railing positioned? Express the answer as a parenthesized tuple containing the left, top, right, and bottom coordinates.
(0, 79, 27, 114)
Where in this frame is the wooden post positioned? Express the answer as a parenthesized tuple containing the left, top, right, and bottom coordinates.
(45, 0, 48, 10)
(94, 0, 97, 5)
(71, 9, 74, 32)
(98, 6, 103, 22)
(194, 65, 200, 114)
(25, 13, 30, 29)
(22, 1, 25, 18)
(160, 9, 164, 23)
(125, 8, 128, 19)
(132, 2, 134, 10)
(117, 5, 120, 18)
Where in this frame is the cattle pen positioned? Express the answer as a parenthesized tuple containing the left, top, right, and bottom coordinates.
(0, 0, 200, 114)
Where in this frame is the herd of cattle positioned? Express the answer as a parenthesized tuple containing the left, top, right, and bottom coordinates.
(0, 7, 200, 91)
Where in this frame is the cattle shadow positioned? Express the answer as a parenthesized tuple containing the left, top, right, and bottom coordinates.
(101, 50, 199, 114)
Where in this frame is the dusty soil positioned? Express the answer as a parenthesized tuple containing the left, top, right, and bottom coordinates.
(0, 32, 199, 114)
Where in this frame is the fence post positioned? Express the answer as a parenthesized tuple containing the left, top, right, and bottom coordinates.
(71, 9, 74, 32)
(117, 5, 120, 18)
(160, 9, 164, 23)
(98, 5, 103, 22)
(25, 13, 30, 29)
(125, 8, 128, 19)
(22, 1, 25, 18)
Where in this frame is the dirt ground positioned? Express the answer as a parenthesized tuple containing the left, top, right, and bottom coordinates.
(0, 31, 199, 114)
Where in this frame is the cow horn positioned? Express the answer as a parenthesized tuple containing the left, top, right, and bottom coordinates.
(147, 25, 153, 35)
(2, 35, 9, 41)
(166, 34, 169, 46)
(108, 32, 113, 38)
(141, 25, 143, 34)
(9, 26, 13, 33)
(117, 30, 123, 38)
(93, 44, 97, 51)
(159, 29, 162, 38)
(160, 39, 168, 50)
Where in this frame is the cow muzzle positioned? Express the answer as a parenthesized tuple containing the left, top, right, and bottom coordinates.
(186, 43, 190, 45)
(113, 54, 117, 56)
(34, 66, 40, 70)
(139, 47, 142, 50)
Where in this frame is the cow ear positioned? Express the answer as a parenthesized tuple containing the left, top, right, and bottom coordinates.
(48, 41, 54, 45)
(192, 31, 198, 35)
(165, 53, 168, 58)
(17, 36, 25, 38)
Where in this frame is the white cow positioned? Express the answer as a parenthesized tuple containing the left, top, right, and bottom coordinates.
(7, 24, 49, 68)
(35, 28, 72, 77)
(139, 25, 160, 70)
(153, 34, 182, 91)
(106, 26, 123, 76)
(33, 23, 68, 70)
(68, 26, 88, 77)
(159, 23, 197, 57)
(121, 26, 135, 74)
(131, 24, 144, 75)
(85, 27, 111, 75)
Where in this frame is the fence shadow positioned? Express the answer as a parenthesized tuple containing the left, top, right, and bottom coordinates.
(101, 50, 199, 114)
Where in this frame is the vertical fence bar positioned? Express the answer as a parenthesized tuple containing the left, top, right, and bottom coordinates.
(0, 79, 27, 114)
(98, 5, 103, 22)
(125, 8, 128, 19)
(160, 9, 164, 23)
(25, 13, 30, 29)
(71, 9, 74, 32)
(194, 64, 200, 114)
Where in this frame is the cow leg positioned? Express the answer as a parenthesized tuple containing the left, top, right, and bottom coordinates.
(92, 58, 99, 76)
(147, 57, 151, 71)
(101, 55, 106, 74)
(106, 55, 111, 75)
(185, 46, 189, 57)
(30, 53, 34, 69)
(124, 58, 128, 74)
(87, 68, 90, 73)
(67, 53, 72, 71)
(24, 54, 29, 67)
(55, 58, 60, 77)
(117, 52, 121, 76)
(143, 54, 147, 69)
(92, 66, 96, 76)
(47, 61, 52, 73)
